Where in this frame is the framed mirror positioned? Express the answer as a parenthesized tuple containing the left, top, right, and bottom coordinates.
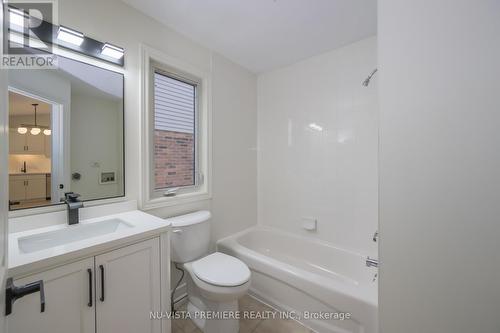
(8, 55, 124, 211)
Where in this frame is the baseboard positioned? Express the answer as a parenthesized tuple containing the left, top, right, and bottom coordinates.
(172, 282, 187, 306)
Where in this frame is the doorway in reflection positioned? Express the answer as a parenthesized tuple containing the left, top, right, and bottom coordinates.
(8, 91, 60, 210)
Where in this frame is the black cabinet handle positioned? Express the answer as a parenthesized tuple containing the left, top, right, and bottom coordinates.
(87, 269, 92, 307)
(99, 265, 105, 302)
(5, 277, 45, 316)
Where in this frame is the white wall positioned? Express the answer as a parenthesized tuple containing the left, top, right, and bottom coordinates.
(0, 26, 9, 332)
(378, 1, 500, 332)
(8, 69, 71, 106)
(70, 91, 123, 200)
(257, 37, 378, 256)
(211, 54, 257, 242)
(57, 0, 257, 241)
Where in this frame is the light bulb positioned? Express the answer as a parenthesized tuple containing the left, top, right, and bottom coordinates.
(101, 43, 124, 59)
(57, 26, 84, 46)
(30, 127, 41, 135)
(43, 129, 51, 136)
(17, 127, 27, 134)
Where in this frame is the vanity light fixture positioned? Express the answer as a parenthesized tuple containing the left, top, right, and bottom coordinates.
(6, 5, 124, 66)
(101, 43, 124, 59)
(43, 129, 51, 136)
(57, 26, 84, 46)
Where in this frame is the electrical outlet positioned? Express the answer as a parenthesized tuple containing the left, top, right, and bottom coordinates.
(99, 172, 116, 184)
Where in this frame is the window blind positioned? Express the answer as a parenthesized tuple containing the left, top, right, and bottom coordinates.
(154, 72, 195, 134)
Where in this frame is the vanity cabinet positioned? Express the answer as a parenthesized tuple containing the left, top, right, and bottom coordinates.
(8, 258, 95, 333)
(8, 177, 26, 202)
(25, 175, 47, 199)
(96, 238, 161, 333)
(9, 174, 47, 201)
(7, 238, 162, 333)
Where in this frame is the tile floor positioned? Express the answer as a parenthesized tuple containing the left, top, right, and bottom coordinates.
(172, 294, 314, 333)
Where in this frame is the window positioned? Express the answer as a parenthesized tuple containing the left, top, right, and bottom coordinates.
(141, 46, 211, 209)
(153, 69, 197, 190)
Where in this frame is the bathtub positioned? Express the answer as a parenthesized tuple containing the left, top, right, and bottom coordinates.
(216, 227, 378, 333)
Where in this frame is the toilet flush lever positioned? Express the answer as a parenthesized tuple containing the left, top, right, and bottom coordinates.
(172, 229, 183, 234)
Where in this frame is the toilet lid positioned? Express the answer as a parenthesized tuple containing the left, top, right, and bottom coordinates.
(192, 252, 250, 287)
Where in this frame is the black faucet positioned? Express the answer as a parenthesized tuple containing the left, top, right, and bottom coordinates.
(64, 192, 83, 225)
(20, 161, 27, 173)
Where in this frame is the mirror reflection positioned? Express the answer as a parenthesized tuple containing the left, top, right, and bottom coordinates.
(8, 56, 124, 211)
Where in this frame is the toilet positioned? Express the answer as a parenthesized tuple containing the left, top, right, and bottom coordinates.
(168, 211, 251, 333)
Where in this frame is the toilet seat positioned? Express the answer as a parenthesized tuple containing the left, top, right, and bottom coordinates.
(192, 252, 250, 287)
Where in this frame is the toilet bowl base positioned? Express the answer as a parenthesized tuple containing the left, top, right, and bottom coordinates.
(187, 299, 239, 333)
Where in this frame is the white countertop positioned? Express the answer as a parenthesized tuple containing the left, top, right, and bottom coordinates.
(9, 210, 171, 277)
(9, 172, 50, 176)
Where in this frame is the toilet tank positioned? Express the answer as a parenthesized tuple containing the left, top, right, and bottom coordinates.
(168, 210, 211, 263)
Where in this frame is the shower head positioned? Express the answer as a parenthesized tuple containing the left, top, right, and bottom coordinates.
(362, 68, 378, 87)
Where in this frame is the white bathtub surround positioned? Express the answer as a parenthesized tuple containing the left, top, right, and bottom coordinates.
(217, 227, 378, 333)
(301, 217, 317, 231)
(257, 36, 378, 257)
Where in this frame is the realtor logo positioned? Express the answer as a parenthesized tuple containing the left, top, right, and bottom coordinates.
(2, 0, 58, 68)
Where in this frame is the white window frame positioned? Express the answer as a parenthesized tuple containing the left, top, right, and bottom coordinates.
(140, 45, 212, 210)
(151, 64, 200, 192)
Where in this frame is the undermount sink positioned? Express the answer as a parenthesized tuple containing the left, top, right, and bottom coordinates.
(18, 218, 133, 254)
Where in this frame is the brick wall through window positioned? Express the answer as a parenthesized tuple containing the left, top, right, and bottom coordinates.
(154, 129, 194, 189)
